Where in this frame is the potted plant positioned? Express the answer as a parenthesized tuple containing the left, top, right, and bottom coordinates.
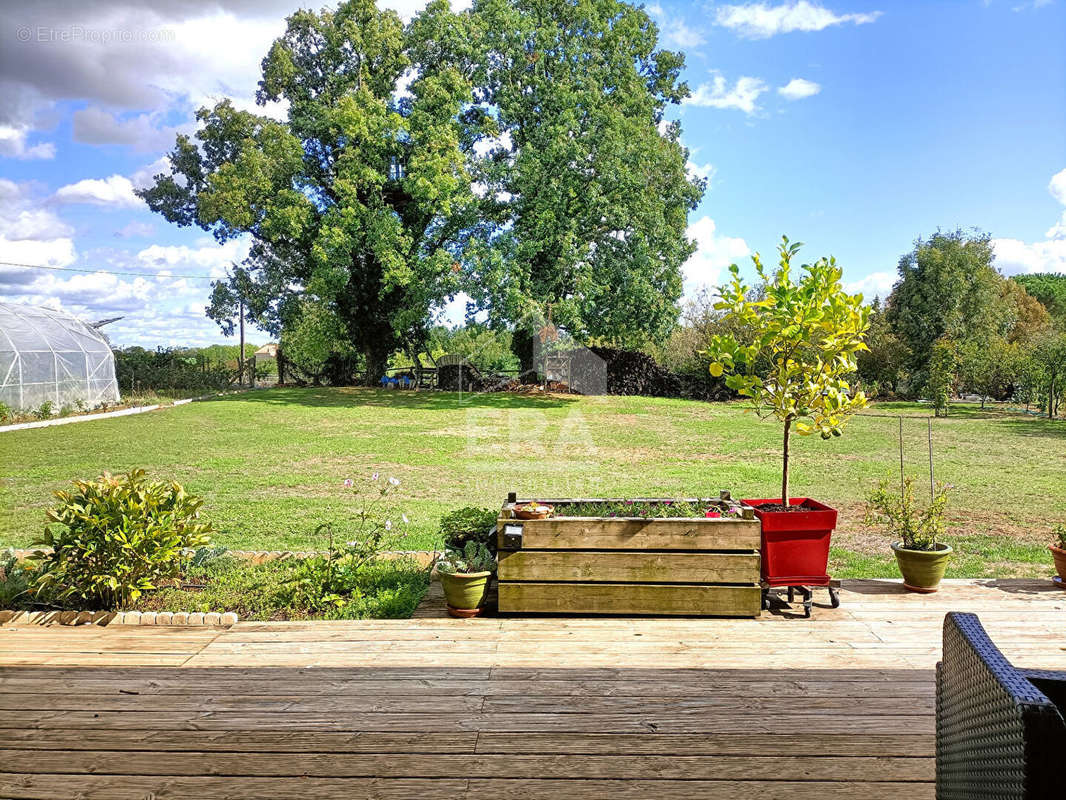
(705, 237, 870, 590)
(865, 477, 953, 592)
(437, 541, 496, 617)
(437, 507, 498, 618)
(514, 501, 553, 520)
(1051, 524, 1066, 586)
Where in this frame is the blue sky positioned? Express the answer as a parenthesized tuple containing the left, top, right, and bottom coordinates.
(1, 0, 1064, 347)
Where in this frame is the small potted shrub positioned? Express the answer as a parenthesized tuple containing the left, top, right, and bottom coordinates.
(437, 507, 497, 617)
(705, 237, 870, 588)
(1050, 524, 1066, 586)
(865, 477, 952, 592)
(437, 542, 496, 617)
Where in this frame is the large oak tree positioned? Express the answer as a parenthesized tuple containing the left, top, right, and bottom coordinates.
(141, 0, 704, 380)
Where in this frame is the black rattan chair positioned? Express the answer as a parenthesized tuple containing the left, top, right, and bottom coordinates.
(937, 611, 1066, 799)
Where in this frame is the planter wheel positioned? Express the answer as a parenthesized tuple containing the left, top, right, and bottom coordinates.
(828, 586, 840, 608)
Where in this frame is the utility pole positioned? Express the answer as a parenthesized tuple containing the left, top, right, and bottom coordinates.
(238, 298, 245, 388)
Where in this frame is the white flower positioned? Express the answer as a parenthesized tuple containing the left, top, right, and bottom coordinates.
(347, 541, 358, 548)
(385, 520, 393, 530)
(388, 476, 400, 486)
(401, 513, 409, 524)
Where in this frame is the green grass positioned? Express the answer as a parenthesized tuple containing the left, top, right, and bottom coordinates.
(1, 387, 1064, 578)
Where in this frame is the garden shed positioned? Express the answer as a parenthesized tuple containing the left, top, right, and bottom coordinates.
(0, 302, 120, 412)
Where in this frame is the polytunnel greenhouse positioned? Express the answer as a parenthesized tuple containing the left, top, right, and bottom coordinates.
(0, 302, 120, 412)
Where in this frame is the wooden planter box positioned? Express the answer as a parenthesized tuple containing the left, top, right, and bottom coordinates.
(496, 495, 762, 617)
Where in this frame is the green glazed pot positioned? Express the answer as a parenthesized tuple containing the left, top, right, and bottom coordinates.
(440, 571, 492, 617)
(891, 542, 953, 593)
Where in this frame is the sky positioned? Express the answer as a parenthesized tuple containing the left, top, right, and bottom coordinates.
(0, 0, 1064, 348)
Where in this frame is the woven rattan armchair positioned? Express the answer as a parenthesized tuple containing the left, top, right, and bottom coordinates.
(937, 611, 1066, 799)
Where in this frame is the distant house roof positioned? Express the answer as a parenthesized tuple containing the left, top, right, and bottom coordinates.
(255, 343, 278, 358)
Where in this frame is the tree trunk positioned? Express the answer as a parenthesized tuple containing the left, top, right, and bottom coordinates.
(364, 344, 390, 388)
(781, 417, 792, 505)
(512, 328, 535, 380)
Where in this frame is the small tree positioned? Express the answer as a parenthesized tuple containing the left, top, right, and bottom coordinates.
(926, 337, 956, 417)
(706, 237, 871, 505)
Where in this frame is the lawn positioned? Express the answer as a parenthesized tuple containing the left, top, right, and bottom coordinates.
(1, 387, 1063, 578)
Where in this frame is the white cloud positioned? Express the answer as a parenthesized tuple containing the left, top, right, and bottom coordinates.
(686, 75, 768, 114)
(659, 20, 707, 50)
(0, 125, 55, 160)
(0, 179, 76, 270)
(845, 270, 895, 300)
(715, 2, 883, 39)
(991, 167, 1066, 275)
(72, 107, 188, 153)
(115, 221, 156, 239)
(683, 216, 751, 295)
(138, 237, 250, 278)
(130, 156, 174, 191)
(1049, 167, 1066, 205)
(686, 160, 716, 186)
(778, 78, 822, 100)
(992, 237, 1066, 275)
(54, 175, 144, 209)
(1046, 212, 1066, 240)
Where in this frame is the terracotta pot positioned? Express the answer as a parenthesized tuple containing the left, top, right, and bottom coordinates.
(1050, 544, 1066, 583)
(892, 542, 953, 593)
(514, 503, 553, 520)
(743, 497, 837, 587)
(440, 570, 491, 617)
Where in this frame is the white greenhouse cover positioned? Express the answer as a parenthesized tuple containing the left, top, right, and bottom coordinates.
(0, 302, 120, 411)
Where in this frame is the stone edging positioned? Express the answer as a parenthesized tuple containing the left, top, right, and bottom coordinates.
(0, 609, 238, 627)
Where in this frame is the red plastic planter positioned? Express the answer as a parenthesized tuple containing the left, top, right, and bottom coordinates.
(742, 498, 838, 587)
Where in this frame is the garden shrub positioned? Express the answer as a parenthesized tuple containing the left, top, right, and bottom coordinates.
(33, 470, 213, 608)
(0, 549, 35, 608)
(439, 507, 497, 551)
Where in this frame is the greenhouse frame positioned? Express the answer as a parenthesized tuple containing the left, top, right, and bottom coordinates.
(0, 302, 121, 412)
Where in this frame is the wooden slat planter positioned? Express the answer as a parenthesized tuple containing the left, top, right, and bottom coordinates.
(496, 496, 762, 617)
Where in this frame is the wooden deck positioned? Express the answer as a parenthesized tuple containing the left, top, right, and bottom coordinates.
(1, 579, 1063, 799)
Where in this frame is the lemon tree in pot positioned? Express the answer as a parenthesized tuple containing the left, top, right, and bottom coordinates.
(437, 507, 497, 618)
(705, 237, 870, 591)
(865, 477, 953, 593)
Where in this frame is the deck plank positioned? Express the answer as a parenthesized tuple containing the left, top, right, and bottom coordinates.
(2, 578, 1063, 798)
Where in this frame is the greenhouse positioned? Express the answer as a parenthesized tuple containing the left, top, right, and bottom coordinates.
(0, 302, 120, 412)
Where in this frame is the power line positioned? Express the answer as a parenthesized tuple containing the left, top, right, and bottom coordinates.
(0, 260, 218, 281)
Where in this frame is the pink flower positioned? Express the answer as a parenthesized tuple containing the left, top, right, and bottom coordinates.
(342, 479, 353, 488)
(371, 472, 380, 481)
(705, 511, 721, 518)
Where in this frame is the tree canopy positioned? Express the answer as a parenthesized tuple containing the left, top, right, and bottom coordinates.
(451, 0, 704, 365)
(139, 0, 704, 381)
